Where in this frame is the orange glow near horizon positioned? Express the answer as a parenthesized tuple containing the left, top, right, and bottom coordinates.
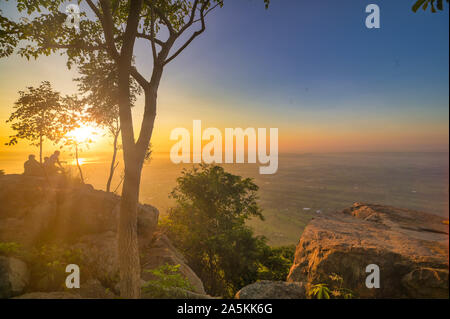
(67, 125, 102, 144)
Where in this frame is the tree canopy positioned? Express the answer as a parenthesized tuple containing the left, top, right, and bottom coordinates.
(163, 164, 294, 297)
(5, 81, 76, 163)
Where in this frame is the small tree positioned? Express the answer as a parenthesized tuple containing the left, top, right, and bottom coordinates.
(6, 81, 64, 163)
(75, 51, 141, 192)
(163, 164, 266, 297)
(59, 95, 92, 184)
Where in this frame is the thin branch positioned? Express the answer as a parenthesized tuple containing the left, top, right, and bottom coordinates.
(164, 6, 206, 66)
(86, 0, 103, 20)
(150, 10, 157, 63)
(177, 0, 200, 35)
(143, 0, 175, 35)
(99, 0, 120, 59)
(131, 66, 149, 88)
(136, 32, 164, 46)
(192, 2, 221, 23)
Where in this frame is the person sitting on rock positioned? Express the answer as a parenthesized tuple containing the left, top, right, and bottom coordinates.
(23, 154, 43, 176)
(42, 156, 52, 174)
(46, 151, 64, 175)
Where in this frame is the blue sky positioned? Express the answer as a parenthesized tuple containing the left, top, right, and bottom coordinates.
(0, 0, 449, 153)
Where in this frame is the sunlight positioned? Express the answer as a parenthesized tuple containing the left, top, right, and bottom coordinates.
(67, 125, 101, 144)
(71, 158, 86, 166)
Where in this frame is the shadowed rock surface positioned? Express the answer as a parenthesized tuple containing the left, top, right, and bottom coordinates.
(235, 281, 306, 299)
(141, 232, 206, 295)
(0, 174, 205, 299)
(0, 256, 29, 298)
(287, 203, 449, 298)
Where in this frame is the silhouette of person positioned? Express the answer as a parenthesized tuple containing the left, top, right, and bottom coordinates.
(47, 151, 63, 175)
(23, 154, 42, 176)
(43, 156, 52, 174)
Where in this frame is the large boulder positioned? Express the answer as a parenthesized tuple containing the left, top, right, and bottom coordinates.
(0, 174, 160, 295)
(287, 203, 449, 298)
(141, 233, 206, 295)
(235, 281, 306, 299)
(0, 256, 29, 298)
(77, 279, 117, 299)
(0, 175, 159, 246)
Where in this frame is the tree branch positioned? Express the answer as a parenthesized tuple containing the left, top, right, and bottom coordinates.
(143, 0, 175, 35)
(98, 0, 120, 59)
(136, 32, 164, 46)
(164, 5, 206, 66)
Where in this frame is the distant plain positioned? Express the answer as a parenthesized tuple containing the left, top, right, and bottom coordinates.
(1, 152, 448, 246)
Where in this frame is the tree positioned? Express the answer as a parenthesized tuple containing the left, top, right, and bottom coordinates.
(59, 94, 91, 184)
(162, 164, 265, 297)
(0, 0, 269, 298)
(6, 81, 65, 163)
(75, 51, 142, 192)
(412, 0, 448, 12)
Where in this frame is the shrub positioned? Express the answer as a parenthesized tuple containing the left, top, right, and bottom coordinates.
(308, 273, 356, 299)
(0, 242, 22, 257)
(142, 264, 194, 298)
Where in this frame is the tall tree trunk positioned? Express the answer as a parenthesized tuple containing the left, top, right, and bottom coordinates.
(118, 157, 142, 298)
(39, 135, 43, 164)
(75, 143, 84, 184)
(118, 86, 158, 299)
(106, 130, 119, 192)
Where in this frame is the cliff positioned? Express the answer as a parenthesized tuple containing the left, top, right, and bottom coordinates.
(287, 202, 449, 298)
(0, 174, 206, 298)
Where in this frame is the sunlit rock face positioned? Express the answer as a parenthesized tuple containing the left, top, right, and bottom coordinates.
(0, 174, 159, 297)
(287, 203, 449, 298)
(0, 174, 159, 247)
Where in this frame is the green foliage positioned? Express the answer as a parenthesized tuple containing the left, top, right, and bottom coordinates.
(26, 244, 85, 292)
(308, 274, 356, 299)
(0, 242, 22, 257)
(308, 283, 331, 299)
(256, 245, 296, 281)
(163, 164, 293, 298)
(412, 0, 448, 12)
(75, 51, 141, 136)
(142, 263, 194, 298)
(5, 81, 72, 150)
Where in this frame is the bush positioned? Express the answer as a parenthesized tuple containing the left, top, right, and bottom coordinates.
(163, 164, 297, 298)
(142, 264, 194, 298)
(308, 273, 356, 299)
(0, 242, 22, 257)
(26, 244, 85, 292)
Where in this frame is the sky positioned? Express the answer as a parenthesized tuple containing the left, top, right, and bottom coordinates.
(0, 0, 449, 159)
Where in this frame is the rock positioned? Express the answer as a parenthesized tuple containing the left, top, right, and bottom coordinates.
(401, 267, 449, 298)
(0, 175, 159, 246)
(142, 287, 214, 299)
(77, 279, 117, 299)
(141, 233, 206, 295)
(14, 291, 81, 299)
(73, 231, 119, 283)
(287, 203, 449, 298)
(235, 281, 306, 299)
(0, 256, 30, 298)
(0, 174, 159, 288)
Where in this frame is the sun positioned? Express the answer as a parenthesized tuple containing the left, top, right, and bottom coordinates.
(68, 125, 101, 143)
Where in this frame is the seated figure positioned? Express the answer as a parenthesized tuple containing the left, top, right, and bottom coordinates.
(23, 154, 43, 176)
